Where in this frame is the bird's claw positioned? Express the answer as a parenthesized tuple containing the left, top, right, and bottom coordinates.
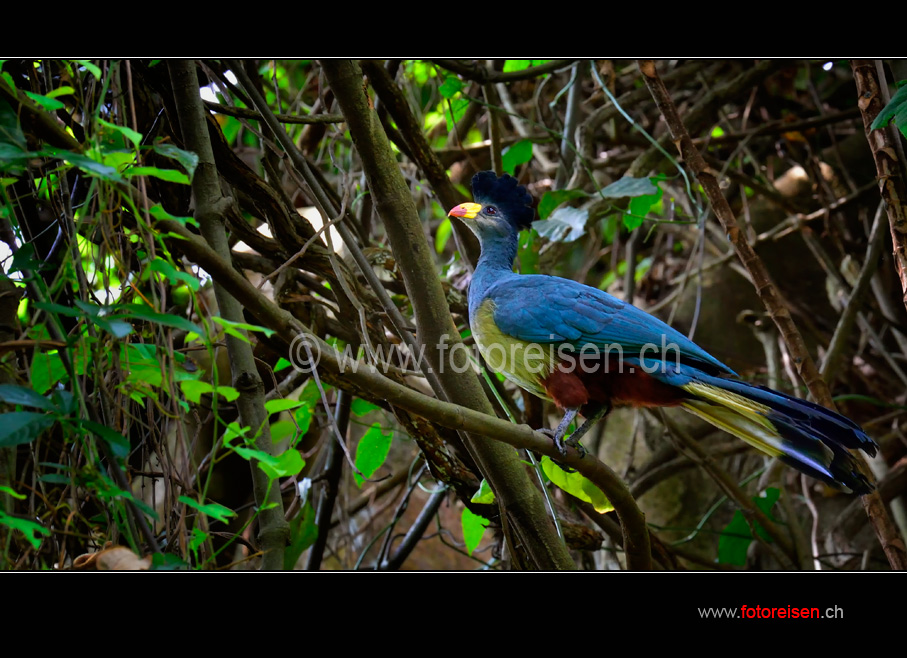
(563, 436, 587, 459)
(537, 427, 586, 458)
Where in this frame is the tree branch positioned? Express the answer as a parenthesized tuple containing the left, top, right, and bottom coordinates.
(359, 60, 479, 267)
(168, 60, 288, 570)
(154, 216, 652, 570)
(851, 60, 907, 313)
(322, 59, 581, 571)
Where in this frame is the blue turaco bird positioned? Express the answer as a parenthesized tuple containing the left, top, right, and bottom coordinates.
(448, 171, 877, 494)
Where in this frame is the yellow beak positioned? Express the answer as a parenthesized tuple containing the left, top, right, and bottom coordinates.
(448, 202, 482, 220)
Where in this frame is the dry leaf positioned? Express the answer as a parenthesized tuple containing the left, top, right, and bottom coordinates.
(72, 544, 151, 571)
(97, 547, 151, 571)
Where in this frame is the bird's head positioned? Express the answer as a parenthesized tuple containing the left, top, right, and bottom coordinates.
(448, 171, 535, 241)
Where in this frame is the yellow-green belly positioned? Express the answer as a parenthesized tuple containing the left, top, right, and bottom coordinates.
(472, 299, 557, 400)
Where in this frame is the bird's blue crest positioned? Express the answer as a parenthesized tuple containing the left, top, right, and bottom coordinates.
(471, 171, 535, 231)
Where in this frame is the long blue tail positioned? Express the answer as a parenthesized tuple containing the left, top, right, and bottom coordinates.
(671, 372, 877, 494)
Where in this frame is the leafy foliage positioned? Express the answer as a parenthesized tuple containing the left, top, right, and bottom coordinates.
(0, 58, 898, 572)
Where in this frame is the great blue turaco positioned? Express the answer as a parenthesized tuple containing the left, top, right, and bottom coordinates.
(447, 171, 877, 494)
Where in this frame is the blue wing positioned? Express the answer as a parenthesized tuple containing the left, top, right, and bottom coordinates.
(484, 274, 734, 376)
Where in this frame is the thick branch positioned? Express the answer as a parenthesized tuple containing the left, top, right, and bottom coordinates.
(168, 60, 288, 570)
(851, 60, 907, 312)
(155, 216, 652, 570)
(322, 59, 582, 571)
(360, 60, 479, 266)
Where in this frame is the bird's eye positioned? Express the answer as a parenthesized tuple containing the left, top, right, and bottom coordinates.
(485, 206, 497, 216)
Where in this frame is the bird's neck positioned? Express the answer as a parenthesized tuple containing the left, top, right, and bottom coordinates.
(468, 230, 519, 318)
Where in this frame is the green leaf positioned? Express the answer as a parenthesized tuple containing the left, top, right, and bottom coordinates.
(353, 422, 393, 487)
(33, 301, 84, 317)
(257, 449, 305, 481)
(265, 398, 305, 415)
(223, 429, 305, 480)
(629, 181, 664, 215)
(435, 217, 452, 254)
(624, 176, 665, 230)
(503, 60, 531, 73)
(68, 300, 134, 338)
(45, 86, 75, 100)
(294, 380, 323, 436)
(30, 352, 66, 394)
(620, 212, 641, 231)
(148, 204, 198, 227)
(269, 419, 297, 443)
(718, 487, 780, 565)
(74, 60, 101, 79)
(443, 98, 469, 132)
(50, 389, 76, 415)
(0, 98, 27, 150)
(72, 299, 103, 317)
(0, 411, 56, 447)
(470, 479, 495, 504)
(9, 242, 41, 274)
(93, 316, 134, 339)
(461, 507, 490, 555)
(97, 118, 142, 148)
(189, 526, 208, 552)
(125, 166, 190, 184)
(179, 495, 237, 523)
(538, 189, 587, 220)
(24, 90, 65, 111)
(517, 229, 539, 274)
(532, 206, 588, 243)
(146, 257, 200, 291)
(502, 139, 533, 174)
(439, 76, 463, 99)
(351, 398, 380, 417)
(180, 380, 239, 404)
(871, 83, 907, 140)
(0, 485, 25, 500)
(113, 303, 203, 335)
(541, 456, 613, 513)
(81, 419, 130, 459)
(0, 97, 32, 172)
(30, 347, 88, 394)
(717, 510, 752, 566)
(43, 146, 122, 181)
(213, 316, 275, 340)
(122, 343, 164, 389)
(0, 72, 14, 94)
(0, 510, 50, 549)
(152, 142, 199, 181)
(284, 501, 319, 570)
(150, 553, 189, 570)
(38, 473, 71, 484)
(0, 384, 58, 411)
